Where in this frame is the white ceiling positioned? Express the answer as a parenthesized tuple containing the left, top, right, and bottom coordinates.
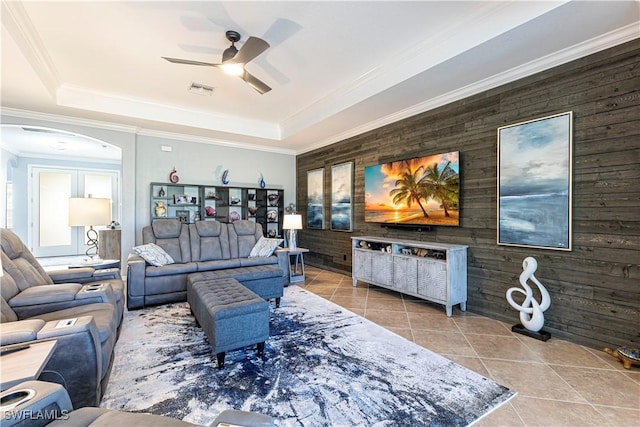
(1, 1, 639, 159)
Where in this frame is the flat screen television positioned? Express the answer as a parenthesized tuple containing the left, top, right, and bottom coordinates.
(364, 151, 460, 227)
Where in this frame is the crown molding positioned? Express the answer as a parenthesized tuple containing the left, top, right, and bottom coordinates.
(1, 107, 295, 156)
(297, 23, 639, 155)
(136, 128, 296, 155)
(1, 1, 59, 98)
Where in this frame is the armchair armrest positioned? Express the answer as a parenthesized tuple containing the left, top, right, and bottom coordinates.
(9, 284, 117, 319)
(0, 380, 72, 427)
(0, 319, 45, 346)
(48, 267, 95, 283)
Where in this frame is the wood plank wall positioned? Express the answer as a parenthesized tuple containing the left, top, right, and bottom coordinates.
(296, 39, 639, 350)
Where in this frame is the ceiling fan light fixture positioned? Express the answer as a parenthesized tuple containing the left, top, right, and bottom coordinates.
(221, 63, 244, 76)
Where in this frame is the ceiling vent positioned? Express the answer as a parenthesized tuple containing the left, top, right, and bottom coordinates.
(189, 82, 214, 96)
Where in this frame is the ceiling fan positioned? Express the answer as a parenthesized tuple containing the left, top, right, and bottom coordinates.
(162, 30, 271, 94)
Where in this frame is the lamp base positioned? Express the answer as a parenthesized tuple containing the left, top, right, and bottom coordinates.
(287, 229, 297, 250)
(85, 226, 99, 259)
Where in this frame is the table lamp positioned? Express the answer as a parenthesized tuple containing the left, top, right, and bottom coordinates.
(282, 214, 302, 250)
(69, 196, 111, 260)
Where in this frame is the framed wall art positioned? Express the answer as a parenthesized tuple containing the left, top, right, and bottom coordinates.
(330, 161, 353, 231)
(497, 111, 573, 251)
(307, 168, 324, 229)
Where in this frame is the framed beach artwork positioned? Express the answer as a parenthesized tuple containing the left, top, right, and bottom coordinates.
(497, 111, 573, 251)
(307, 168, 324, 229)
(330, 161, 353, 231)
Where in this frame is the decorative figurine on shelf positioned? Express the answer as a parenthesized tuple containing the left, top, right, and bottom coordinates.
(267, 193, 280, 206)
(259, 173, 266, 189)
(221, 169, 230, 185)
(205, 206, 216, 217)
(154, 201, 167, 217)
(109, 220, 120, 230)
(506, 256, 551, 341)
(169, 167, 179, 183)
(158, 187, 165, 197)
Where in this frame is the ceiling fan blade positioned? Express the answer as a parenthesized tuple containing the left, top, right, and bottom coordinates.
(227, 37, 270, 64)
(162, 57, 218, 67)
(241, 70, 271, 94)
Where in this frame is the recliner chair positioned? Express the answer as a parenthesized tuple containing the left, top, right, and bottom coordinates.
(1, 229, 125, 408)
(0, 381, 276, 427)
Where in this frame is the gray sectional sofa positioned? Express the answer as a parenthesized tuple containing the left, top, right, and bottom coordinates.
(0, 228, 125, 409)
(126, 219, 289, 310)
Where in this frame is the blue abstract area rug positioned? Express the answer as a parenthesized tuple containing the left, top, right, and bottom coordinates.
(101, 286, 515, 426)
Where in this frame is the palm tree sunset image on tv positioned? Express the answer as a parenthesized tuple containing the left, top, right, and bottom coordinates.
(364, 151, 460, 226)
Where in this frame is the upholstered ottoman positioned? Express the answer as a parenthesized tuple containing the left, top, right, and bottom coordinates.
(187, 265, 285, 307)
(188, 278, 270, 368)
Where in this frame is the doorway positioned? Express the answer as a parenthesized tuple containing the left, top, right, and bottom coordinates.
(30, 166, 120, 257)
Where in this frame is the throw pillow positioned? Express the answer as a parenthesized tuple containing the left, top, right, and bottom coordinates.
(249, 236, 283, 257)
(133, 243, 175, 267)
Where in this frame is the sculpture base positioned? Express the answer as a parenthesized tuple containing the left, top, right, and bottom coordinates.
(512, 324, 551, 341)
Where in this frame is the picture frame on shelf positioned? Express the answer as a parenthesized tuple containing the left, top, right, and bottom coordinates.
(174, 195, 189, 204)
(497, 111, 573, 251)
(307, 168, 324, 229)
(330, 161, 353, 232)
(176, 210, 190, 224)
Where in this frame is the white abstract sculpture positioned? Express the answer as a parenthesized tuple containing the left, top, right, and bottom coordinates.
(506, 257, 551, 332)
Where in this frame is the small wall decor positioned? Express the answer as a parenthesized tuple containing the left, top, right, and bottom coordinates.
(497, 111, 573, 250)
(506, 256, 551, 341)
(259, 173, 266, 189)
(307, 168, 324, 229)
(221, 169, 230, 185)
(169, 167, 179, 183)
(176, 210, 190, 224)
(331, 161, 353, 231)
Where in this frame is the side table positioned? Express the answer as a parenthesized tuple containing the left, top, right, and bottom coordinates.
(0, 340, 57, 390)
(278, 248, 309, 283)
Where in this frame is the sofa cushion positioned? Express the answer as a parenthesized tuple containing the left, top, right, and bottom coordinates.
(0, 318, 44, 345)
(189, 221, 231, 262)
(145, 262, 198, 277)
(143, 220, 191, 263)
(1, 230, 53, 290)
(228, 221, 263, 258)
(239, 256, 279, 268)
(196, 259, 241, 271)
(249, 237, 283, 257)
(151, 219, 183, 238)
(133, 243, 174, 267)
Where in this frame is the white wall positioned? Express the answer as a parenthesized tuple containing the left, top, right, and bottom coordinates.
(135, 134, 296, 243)
(1, 112, 297, 260)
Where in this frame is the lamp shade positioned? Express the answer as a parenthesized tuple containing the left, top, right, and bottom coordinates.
(69, 197, 111, 226)
(282, 214, 302, 230)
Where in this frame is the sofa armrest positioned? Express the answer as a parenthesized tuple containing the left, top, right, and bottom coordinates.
(126, 254, 147, 309)
(276, 250, 291, 282)
(48, 267, 95, 283)
(0, 319, 45, 346)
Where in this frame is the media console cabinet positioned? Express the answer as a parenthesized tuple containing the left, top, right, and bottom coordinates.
(351, 236, 468, 316)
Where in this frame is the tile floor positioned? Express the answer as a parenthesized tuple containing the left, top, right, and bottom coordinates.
(300, 266, 640, 427)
